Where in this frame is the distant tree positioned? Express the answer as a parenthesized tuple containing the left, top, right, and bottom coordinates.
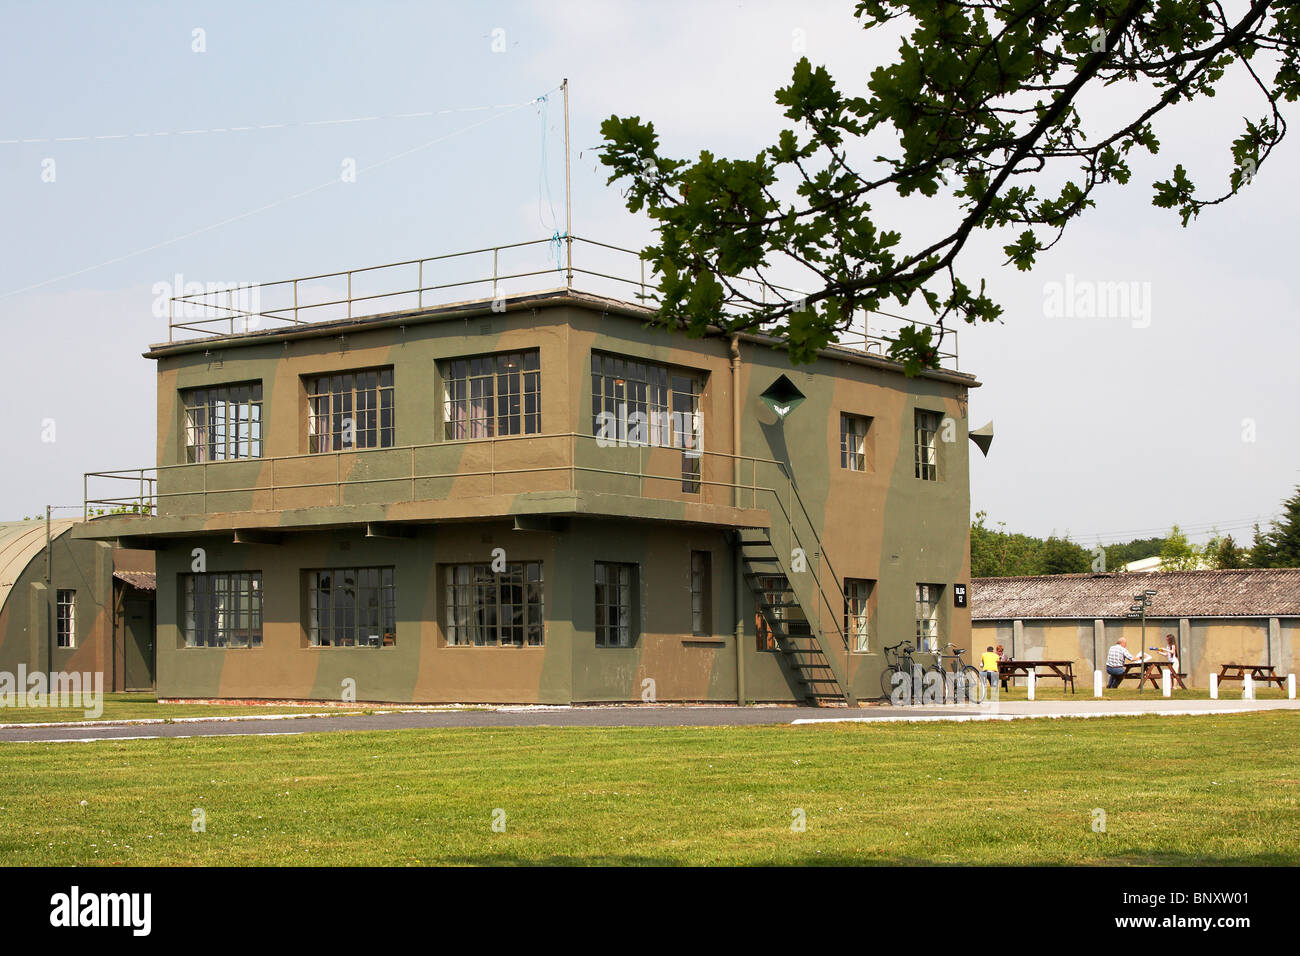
(1203, 529, 1245, 569)
(1160, 524, 1202, 571)
(1249, 521, 1275, 568)
(1252, 486, 1300, 567)
(1040, 534, 1090, 574)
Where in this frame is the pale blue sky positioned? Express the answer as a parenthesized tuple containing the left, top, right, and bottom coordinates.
(2, 1, 1295, 547)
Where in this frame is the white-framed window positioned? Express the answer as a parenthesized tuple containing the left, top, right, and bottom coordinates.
(182, 382, 262, 462)
(915, 582, 942, 652)
(595, 562, 636, 647)
(914, 409, 940, 480)
(56, 590, 76, 648)
(840, 413, 871, 471)
(844, 578, 873, 652)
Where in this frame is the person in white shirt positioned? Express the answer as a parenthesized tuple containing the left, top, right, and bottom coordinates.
(1157, 634, 1186, 689)
(1105, 635, 1141, 688)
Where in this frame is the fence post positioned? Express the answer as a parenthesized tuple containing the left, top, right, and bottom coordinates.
(1094, 670, 1102, 698)
(1026, 670, 1036, 701)
(1289, 674, 1296, 700)
(1210, 673, 1219, 700)
(1243, 672, 1255, 700)
(1162, 667, 1171, 698)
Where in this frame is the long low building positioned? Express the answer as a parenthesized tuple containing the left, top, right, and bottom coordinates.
(972, 569, 1299, 687)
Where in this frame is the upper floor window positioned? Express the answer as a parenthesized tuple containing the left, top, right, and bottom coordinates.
(444, 561, 544, 646)
(591, 352, 702, 492)
(307, 368, 394, 453)
(594, 561, 637, 647)
(306, 567, 396, 647)
(443, 350, 540, 440)
(183, 382, 262, 462)
(914, 409, 940, 481)
(183, 572, 262, 648)
(56, 589, 76, 648)
(840, 413, 872, 472)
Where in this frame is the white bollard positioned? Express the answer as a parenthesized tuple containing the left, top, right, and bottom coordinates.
(1210, 673, 1218, 700)
(1094, 670, 1103, 698)
(1289, 674, 1296, 700)
(1244, 673, 1255, 700)
(1027, 670, 1036, 701)
(1162, 667, 1171, 698)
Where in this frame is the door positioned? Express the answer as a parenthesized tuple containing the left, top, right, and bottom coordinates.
(123, 597, 156, 690)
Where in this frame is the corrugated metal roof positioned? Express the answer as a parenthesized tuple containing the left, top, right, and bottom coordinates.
(113, 570, 156, 591)
(972, 568, 1300, 620)
(0, 519, 79, 616)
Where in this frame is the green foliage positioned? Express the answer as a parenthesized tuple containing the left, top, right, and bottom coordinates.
(599, 1, 1300, 370)
(1248, 486, 1300, 568)
(970, 511, 1090, 576)
(1159, 524, 1202, 571)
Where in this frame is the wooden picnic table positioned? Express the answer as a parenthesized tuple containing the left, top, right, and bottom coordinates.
(1217, 663, 1286, 689)
(998, 659, 1076, 694)
(1119, 657, 1183, 690)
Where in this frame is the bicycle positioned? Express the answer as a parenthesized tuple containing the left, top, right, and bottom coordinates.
(934, 642, 985, 702)
(879, 640, 919, 702)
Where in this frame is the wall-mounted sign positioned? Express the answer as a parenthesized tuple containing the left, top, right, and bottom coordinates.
(759, 375, 806, 420)
(953, 584, 968, 608)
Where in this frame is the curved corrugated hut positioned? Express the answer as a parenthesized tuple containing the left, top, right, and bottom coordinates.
(0, 519, 152, 690)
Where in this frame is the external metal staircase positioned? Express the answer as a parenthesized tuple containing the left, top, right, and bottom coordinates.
(738, 527, 853, 706)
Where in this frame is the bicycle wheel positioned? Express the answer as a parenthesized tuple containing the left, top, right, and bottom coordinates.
(960, 665, 984, 703)
(880, 666, 901, 702)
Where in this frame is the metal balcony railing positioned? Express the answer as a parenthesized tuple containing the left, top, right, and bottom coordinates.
(164, 234, 959, 369)
(84, 431, 854, 660)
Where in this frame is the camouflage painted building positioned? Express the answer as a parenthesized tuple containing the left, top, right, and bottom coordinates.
(77, 258, 979, 706)
(0, 520, 156, 692)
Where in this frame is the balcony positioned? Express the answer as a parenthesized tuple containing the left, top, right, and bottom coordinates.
(80, 432, 802, 534)
(160, 234, 960, 370)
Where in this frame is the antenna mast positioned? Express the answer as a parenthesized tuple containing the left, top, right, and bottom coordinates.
(562, 77, 573, 290)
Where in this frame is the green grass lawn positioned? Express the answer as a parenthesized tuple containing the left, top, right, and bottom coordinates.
(0, 711, 1296, 866)
(0, 692, 391, 725)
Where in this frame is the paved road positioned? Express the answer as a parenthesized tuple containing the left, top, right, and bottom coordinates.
(2, 698, 1297, 743)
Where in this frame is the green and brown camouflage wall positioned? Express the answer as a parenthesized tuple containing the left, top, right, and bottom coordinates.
(137, 294, 974, 703)
(0, 532, 115, 684)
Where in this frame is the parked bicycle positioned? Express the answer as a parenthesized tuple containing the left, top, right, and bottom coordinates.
(879, 640, 919, 702)
(934, 642, 985, 702)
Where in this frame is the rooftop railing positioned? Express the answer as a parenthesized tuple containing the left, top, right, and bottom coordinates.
(166, 234, 958, 369)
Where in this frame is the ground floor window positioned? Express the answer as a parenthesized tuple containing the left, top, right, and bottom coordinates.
(755, 575, 784, 651)
(306, 567, 396, 647)
(690, 551, 712, 636)
(56, 590, 76, 648)
(595, 562, 637, 647)
(183, 572, 263, 647)
(444, 562, 544, 646)
(915, 582, 942, 653)
(844, 578, 873, 652)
